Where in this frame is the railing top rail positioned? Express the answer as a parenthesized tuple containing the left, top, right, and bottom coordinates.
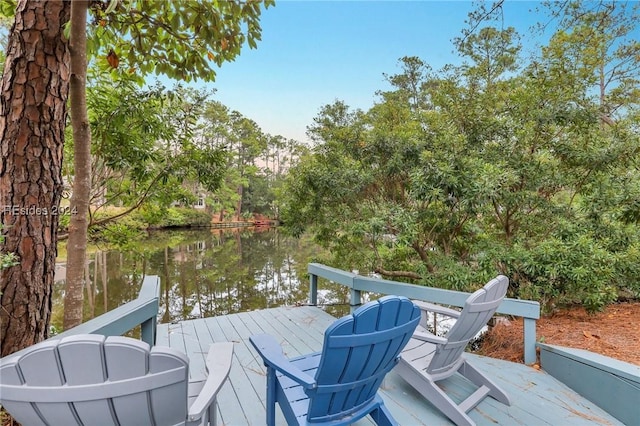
(308, 263, 357, 286)
(136, 275, 162, 300)
(55, 275, 161, 339)
(2, 275, 161, 361)
(308, 263, 540, 319)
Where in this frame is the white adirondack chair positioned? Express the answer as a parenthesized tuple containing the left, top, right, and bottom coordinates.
(0, 334, 233, 426)
(396, 275, 511, 426)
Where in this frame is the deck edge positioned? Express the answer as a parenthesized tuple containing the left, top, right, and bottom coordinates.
(538, 343, 640, 426)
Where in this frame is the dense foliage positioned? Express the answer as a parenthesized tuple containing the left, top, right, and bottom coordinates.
(58, 74, 302, 237)
(279, 1, 640, 312)
(0, 227, 18, 270)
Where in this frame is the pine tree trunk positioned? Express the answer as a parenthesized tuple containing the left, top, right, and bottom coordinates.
(63, 0, 91, 330)
(235, 185, 243, 221)
(0, 0, 70, 357)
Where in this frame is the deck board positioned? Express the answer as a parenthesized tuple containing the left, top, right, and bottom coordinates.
(189, 318, 226, 423)
(216, 313, 267, 425)
(200, 316, 253, 426)
(157, 306, 623, 426)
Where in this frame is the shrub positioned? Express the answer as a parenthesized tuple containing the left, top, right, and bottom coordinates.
(0, 225, 19, 271)
(498, 235, 617, 313)
(100, 222, 145, 250)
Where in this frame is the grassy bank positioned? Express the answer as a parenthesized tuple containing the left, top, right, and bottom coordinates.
(56, 206, 212, 248)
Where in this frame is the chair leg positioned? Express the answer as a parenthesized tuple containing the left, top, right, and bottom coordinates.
(424, 381, 475, 426)
(266, 368, 277, 426)
(369, 400, 398, 426)
(397, 362, 475, 426)
(208, 400, 217, 426)
(458, 361, 511, 406)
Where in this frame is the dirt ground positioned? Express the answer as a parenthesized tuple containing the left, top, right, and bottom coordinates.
(477, 301, 640, 366)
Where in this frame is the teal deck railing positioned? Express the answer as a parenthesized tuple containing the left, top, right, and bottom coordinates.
(308, 263, 541, 364)
(538, 343, 640, 426)
(4, 275, 161, 359)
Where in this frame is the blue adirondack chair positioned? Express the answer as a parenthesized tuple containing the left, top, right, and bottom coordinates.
(0, 334, 233, 426)
(250, 295, 420, 426)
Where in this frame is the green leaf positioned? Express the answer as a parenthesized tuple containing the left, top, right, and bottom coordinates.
(0, 0, 16, 18)
(86, 0, 271, 82)
(105, 0, 119, 14)
(63, 21, 71, 40)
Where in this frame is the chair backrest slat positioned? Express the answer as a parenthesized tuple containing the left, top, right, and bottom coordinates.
(13, 339, 82, 425)
(308, 296, 420, 422)
(326, 299, 380, 415)
(427, 276, 509, 375)
(0, 335, 190, 426)
(149, 347, 190, 424)
(104, 337, 155, 425)
(0, 360, 49, 426)
(58, 335, 117, 424)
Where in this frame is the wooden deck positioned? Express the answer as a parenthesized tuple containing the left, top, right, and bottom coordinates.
(156, 306, 623, 426)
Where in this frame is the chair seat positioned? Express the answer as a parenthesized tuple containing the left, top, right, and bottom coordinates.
(187, 380, 208, 412)
(276, 352, 322, 423)
(400, 326, 437, 364)
(400, 325, 467, 381)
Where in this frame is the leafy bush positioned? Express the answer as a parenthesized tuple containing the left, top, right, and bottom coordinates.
(154, 207, 211, 228)
(100, 222, 145, 250)
(0, 225, 18, 270)
(137, 205, 167, 226)
(497, 235, 617, 313)
(612, 243, 640, 298)
(89, 206, 212, 245)
(0, 252, 18, 270)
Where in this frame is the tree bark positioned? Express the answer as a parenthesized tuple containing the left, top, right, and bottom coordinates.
(63, 0, 91, 330)
(235, 184, 243, 221)
(0, 0, 70, 357)
(374, 266, 422, 281)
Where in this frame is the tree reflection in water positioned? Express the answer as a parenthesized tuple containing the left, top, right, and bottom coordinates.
(52, 228, 350, 331)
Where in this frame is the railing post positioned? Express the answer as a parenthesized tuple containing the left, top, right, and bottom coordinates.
(140, 275, 160, 346)
(309, 273, 318, 306)
(350, 289, 362, 314)
(141, 317, 156, 346)
(523, 318, 537, 365)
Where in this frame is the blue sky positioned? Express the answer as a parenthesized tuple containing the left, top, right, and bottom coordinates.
(202, 1, 548, 143)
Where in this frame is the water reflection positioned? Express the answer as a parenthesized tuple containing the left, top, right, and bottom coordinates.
(52, 228, 350, 331)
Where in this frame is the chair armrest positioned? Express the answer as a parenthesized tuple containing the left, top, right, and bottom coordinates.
(412, 327, 448, 345)
(187, 342, 234, 422)
(413, 300, 461, 318)
(249, 334, 316, 389)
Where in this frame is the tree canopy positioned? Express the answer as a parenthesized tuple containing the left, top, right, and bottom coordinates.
(0, 0, 276, 355)
(278, 1, 640, 313)
(86, 0, 274, 82)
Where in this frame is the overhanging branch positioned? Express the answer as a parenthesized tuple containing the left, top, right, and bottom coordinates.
(374, 266, 422, 281)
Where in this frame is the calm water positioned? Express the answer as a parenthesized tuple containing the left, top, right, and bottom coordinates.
(51, 228, 351, 332)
